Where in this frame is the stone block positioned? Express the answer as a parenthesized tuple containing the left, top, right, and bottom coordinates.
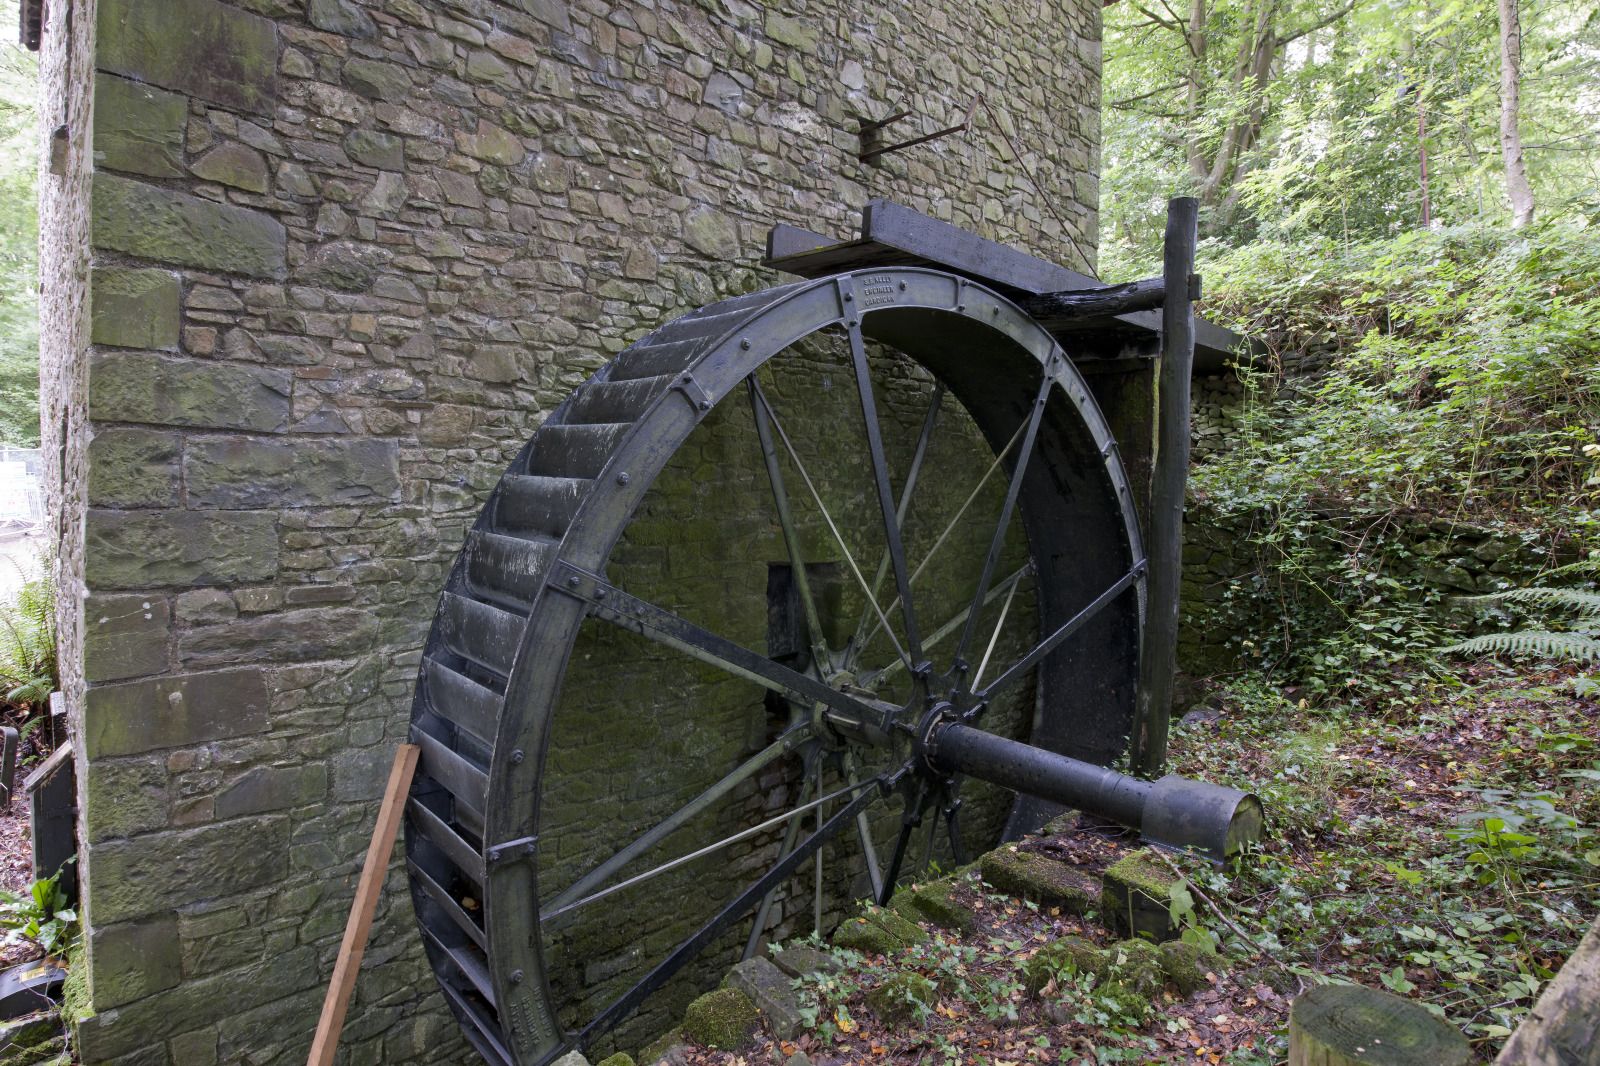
(85, 509, 279, 590)
(455, 119, 524, 164)
(343, 58, 411, 102)
(681, 206, 738, 259)
(74, 944, 315, 1059)
(85, 592, 171, 683)
(185, 436, 399, 508)
(178, 606, 380, 668)
(307, 0, 375, 38)
(889, 876, 974, 932)
(1101, 848, 1184, 942)
(90, 352, 291, 432)
(344, 129, 404, 170)
(85, 817, 290, 926)
(88, 915, 182, 1009)
(85, 755, 169, 842)
(84, 667, 270, 758)
(980, 845, 1099, 913)
(298, 240, 390, 292)
(93, 73, 186, 178)
(191, 143, 270, 193)
(93, 173, 287, 279)
(1021, 934, 1105, 994)
(214, 763, 328, 819)
(91, 267, 180, 350)
(865, 971, 935, 1028)
(767, 944, 842, 979)
(88, 427, 180, 509)
(723, 956, 804, 1039)
(680, 987, 758, 1051)
(168, 1028, 218, 1066)
(97, 0, 278, 114)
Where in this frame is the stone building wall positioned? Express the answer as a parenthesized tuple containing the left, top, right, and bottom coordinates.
(41, 0, 1105, 1062)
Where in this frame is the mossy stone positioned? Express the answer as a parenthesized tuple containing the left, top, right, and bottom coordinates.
(831, 903, 925, 956)
(890, 878, 974, 932)
(680, 987, 758, 1050)
(636, 1031, 683, 1065)
(865, 972, 936, 1029)
(595, 1054, 635, 1066)
(91, 267, 180, 350)
(1022, 935, 1105, 995)
(1104, 938, 1166, 1000)
(1101, 848, 1183, 942)
(980, 845, 1099, 913)
(1158, 940, 1221, 995)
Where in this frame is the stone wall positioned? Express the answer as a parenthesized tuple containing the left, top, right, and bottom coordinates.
(1179, 358, 1558, 683)
(42, 0, 1105, 1062)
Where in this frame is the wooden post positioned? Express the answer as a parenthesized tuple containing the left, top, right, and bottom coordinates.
(1131, 197, 1198, 776)
(1289, 983, 1470, 1065)
(1494, 913, 1600, 1063)
(307, 743, 420, 1066)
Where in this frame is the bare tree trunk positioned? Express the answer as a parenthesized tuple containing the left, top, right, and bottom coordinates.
(1498, 0, 1535, 227)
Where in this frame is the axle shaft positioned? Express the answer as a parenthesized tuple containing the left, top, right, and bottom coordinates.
(926, 721, 1261, 862)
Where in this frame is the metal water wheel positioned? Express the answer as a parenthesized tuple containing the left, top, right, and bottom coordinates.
(404, 268, 1154, 1064)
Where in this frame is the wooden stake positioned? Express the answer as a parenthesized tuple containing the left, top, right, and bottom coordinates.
(307, 743, 420, 1066)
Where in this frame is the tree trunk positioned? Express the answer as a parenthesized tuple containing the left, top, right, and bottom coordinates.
(1498, 0, 1535, 227)
(1288, 983, 1470, 1066)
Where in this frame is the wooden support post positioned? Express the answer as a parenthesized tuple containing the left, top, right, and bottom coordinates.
(1289, 983, 1470, 1065)
(1131, 197, 1198, 776)
(1494, 913, 1600, 1064)
(307, 743, 420, 1066)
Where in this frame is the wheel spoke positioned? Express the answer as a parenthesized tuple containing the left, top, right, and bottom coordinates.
(971, 563, 1024, 690)
(877, 780, 926, 905)
(812, 760, 824, 936)
(871, 562, 1031, 687)
(976, 561, 1147, 701)
(549, 722, 813, 912)
(954, 368, 1056, 667)
(845, 313, 923, 663)
(579, 782, 881, 1045)
(748, 375, 830, 667)
(852, 383, 943, 656)
(742, 774, 813, 961)
(856, 416, 1028, 657)
(845, 751, 884, 902)
(553, 561, 881, 723)
(752, 384, 910, 668)
(547, 778, 872, 925)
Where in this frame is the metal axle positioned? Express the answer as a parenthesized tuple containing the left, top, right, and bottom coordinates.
(924, 720, 1261, 862)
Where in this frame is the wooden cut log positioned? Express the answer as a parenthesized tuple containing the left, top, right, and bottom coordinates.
(1288, 983, 1470, 1066)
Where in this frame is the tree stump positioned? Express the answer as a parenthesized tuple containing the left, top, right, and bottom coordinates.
(1288, 984, 1470, 1066)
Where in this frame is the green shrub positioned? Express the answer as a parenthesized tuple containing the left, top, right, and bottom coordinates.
(0, 559, 57, 711)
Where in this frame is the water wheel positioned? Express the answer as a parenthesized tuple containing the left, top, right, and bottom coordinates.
(404, 267, 1148, 1064)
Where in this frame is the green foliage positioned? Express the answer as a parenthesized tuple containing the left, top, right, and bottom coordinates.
(0, 13, 39, 447)
(1102, 0, 1600, 275)
(0, 866, 77, 959)
(1186, 223, 1599, 690)
(0, 559, 57, 711)
(1443, 563, 1600, 663)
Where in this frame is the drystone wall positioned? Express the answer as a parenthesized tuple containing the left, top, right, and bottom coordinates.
(39, 0, 1105, 1062)
(1178, 356, 1560, 683)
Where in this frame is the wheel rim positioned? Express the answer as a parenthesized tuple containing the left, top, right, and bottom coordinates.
(405, 268, 1146, 1064)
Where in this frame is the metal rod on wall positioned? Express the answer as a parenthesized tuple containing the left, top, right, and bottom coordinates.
(1131, 196, 1199, 776)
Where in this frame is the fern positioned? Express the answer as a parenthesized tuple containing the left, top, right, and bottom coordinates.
(1442, 631, 1600, 663)
(1453, 587, 1600, 619)
(0, 560, 57, 711)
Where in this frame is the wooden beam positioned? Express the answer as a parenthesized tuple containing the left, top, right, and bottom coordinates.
(306, 743, 421, 1066)
(1131, 197, 1198, 776)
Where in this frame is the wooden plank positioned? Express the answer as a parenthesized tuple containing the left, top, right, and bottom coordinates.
(862, 199, 1092, 294)
(306, 743, 421, 1066)
(761, 200, 1244, 369)
(1495, 913, 1600, 1065)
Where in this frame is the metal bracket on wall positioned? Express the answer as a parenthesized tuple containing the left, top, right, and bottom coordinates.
(859, 95, 980, 164)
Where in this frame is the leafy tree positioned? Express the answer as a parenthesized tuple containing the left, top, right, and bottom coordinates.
(0, 15, 39, 448)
